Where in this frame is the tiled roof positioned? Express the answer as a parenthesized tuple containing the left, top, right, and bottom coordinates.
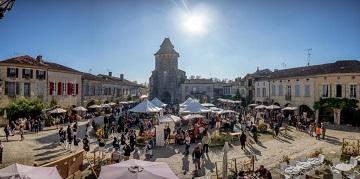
(82, 72, 103, 81)
(98, 74, 145, 87)
(269, 60, 360, 79)
(155, 38, 179, 55)
(0, 55, 81, 74)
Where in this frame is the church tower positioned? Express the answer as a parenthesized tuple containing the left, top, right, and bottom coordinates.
(149, 38, 186, 104)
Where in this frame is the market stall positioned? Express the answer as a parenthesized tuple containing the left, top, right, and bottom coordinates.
(0, 163, 62, 179)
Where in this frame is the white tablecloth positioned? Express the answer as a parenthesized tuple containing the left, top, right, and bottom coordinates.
(335, 163, 353, 172)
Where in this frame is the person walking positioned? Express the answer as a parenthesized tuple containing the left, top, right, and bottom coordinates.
(66, 125, 73, 151)
(123, 143, 131, 161)
(321, 123, 326, 140)
(0, 141, 3, 164)
(4, 125, 10, 142)
(240, 132, 246, 149)
(184, 132, 191, 155)
(201, 132, 211, 154)
(316, 126, 321, 140)
(19, 125, 24, 141)
(192, 143, 203, 171)
(309, 123, 314, 137)
(83, 135, 90, 153)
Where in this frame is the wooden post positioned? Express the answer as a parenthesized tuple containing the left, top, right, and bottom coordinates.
(234, 158, 237, 173)
(252, 155, 255, 171)
(358, 139, 360, 155)
(215, 161, 219, 179)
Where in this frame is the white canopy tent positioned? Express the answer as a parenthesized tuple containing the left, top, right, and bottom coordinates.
(158, 114, 181, 123)
(150, 97, 167, 108)
(201, 103, 215, 107)
(266, 104, 281, 110)
(282, 106, 298, 111)
(180, 101, 211, 114)
(248, 103, 258, 107)
(179, 97, 198, 107)
(129, 100, 162, 113)
(217, 109, 238, 114)
(73, 106, 87, 112)
(182, 114, 205, 120)
(88, 104, 101, 109)
(0, 163, 62, 179)
(49, 108, 67, 114)
(99, 159, 179, 179)
(255, 105, 267, 109)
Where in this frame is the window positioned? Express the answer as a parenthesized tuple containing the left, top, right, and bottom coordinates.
(286, 85, 291, 101)
(206, 86, 211, 92)
(278, 85, 283, 96)
(350, 84, 357, 98)
(336, 84, 342, 97)
(24, 83, 31, 97)
(22, 69, 33, 79)
(271, 85, 276, 96)
(36, 70, 46, 80)
(248, 79, 252, 87)
(256, 88, 260, 97)
(62, 83, 67, 95)
(5, 82, 16, 97)
(322, 84, 329, 97)
(262, 88, 266, 97)
(7, 68, 18, 78)
(241, 89, 245, 96)
(295, 85, 300, 97)
(304, 85, 310, 97)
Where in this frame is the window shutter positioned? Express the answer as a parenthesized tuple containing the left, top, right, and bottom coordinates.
(30, 69, 33, 79)
(22, 69, 25, 78)
(76, 83, 79, 95)
(67, 83, 72, 95)
(49, 82, 53, 95)
(16, 82, 20, 95)
(15, 68, 18, 78)
(58, 82, 62, 95)
(4, 82, 8, 95)
(7, 68, 10, 77)
(36, 70, 39, 79)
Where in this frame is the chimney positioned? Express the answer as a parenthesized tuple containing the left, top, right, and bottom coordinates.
(256, 67, 259, 72)
(108, 72, 112, 76)
(36, 55, 43, 62)
(120, 74, 124, 81)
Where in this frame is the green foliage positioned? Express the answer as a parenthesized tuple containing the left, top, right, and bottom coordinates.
(49, 98, 57, 107)
(309, 148, 323, 158)
(280, 155, 290, 164)
(258, 123, 268, 133)
(86, 99, 101, 107)
(233, 89, 242, 100)
(7, 98, 46, 120)
(210, 133, 232, 146)
(313, 98, 358, 111)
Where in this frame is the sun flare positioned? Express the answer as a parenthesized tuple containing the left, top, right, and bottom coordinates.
(183, 15, 207, 34)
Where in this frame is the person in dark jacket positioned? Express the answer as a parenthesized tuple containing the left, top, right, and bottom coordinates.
(112, 137, 120, 150)
(123, 143, 131, 161)
(240, 132, 246, 149)
(83, 135, 90, 152)
(192, 143, 203, 171)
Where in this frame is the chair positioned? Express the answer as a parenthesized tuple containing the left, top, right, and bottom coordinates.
(332, 158, 340, 166)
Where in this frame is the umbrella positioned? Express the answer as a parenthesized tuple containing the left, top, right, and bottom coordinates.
(282, 106, 298, 111)
(73, 106, 87, 111)
(108, 102, 116, 106)
(248, 103, 258, 107)
(201, 103, 215, 107)
(222, 142, 229, 179)
(182, 114, 205, 120)
(49, 108, 67, 114)
(98, 159, 179, 179)
(140, 95, 148, 99)
(255, 105, 267, 109)
(101, 104, 111, 108)
(218, 110, 238, 114)
(266, 104, 281, 110)
(88, 104, 101, 109)
(158, 114, 181, 123)
(0, 163, 62, 179)
(119, 101, 128, 104)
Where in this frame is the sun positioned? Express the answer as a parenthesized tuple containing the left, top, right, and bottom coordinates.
(183, 15, 206, 34)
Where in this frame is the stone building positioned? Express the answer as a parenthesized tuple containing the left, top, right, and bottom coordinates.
(254, 60, 360, 126)
(238, 68, 272, 103)
(0, 55, 82, 108)
(81, 72, 103, 105)
(149, 38, 186, 104)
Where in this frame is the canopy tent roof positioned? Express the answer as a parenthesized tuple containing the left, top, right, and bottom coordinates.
(0, 163, 62, 179)
(101, 104, 112, 108)
(248, 103, 258, 107)
(266, 104, 281, 110)
(180, 101, 211, 114)
(179, 97, 199, 107)
(129, 100, 162, 113)
(255, 104, 267, 109)
(49, 108, 67, 114)
(217, 110, 238, 114)
(73, 106, 87, 111)
(201, 103, 215, 107)
(282, 106, 298, 111)
(158, 114, 181, 123)
(88, 104, 102, 109)
(182, 114, 206, 120)
(140, 95, 148, 99)
(150, 97, 167, 108)
(108, 102, 116, 106)
(217, 98, 241, 104)
(99, 159, 178, 179)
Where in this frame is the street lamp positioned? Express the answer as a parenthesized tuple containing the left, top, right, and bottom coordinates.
(0, 0, 15, 20)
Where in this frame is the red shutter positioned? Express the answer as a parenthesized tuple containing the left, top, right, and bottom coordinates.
(67, 83, 72, 95)
(58, 82, 62, 95)
(49, 82, 54, 95)
(76, 84, 79, 95)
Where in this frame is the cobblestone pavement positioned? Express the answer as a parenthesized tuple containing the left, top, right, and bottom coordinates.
(1, 119, 359, 179)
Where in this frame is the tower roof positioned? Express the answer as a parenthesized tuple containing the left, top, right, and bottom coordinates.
(155, 38, 179, 55)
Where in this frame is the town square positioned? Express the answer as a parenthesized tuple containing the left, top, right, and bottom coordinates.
(0, 0, 360, 179)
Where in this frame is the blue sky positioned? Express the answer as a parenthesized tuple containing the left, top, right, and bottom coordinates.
(0, 0, 360, 83)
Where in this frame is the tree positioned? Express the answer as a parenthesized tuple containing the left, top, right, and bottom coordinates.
(7, 98, 46, 121)
(232, 89, 242, 100)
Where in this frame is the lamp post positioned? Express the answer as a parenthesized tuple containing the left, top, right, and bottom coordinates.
(0, 0, 15, 20)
